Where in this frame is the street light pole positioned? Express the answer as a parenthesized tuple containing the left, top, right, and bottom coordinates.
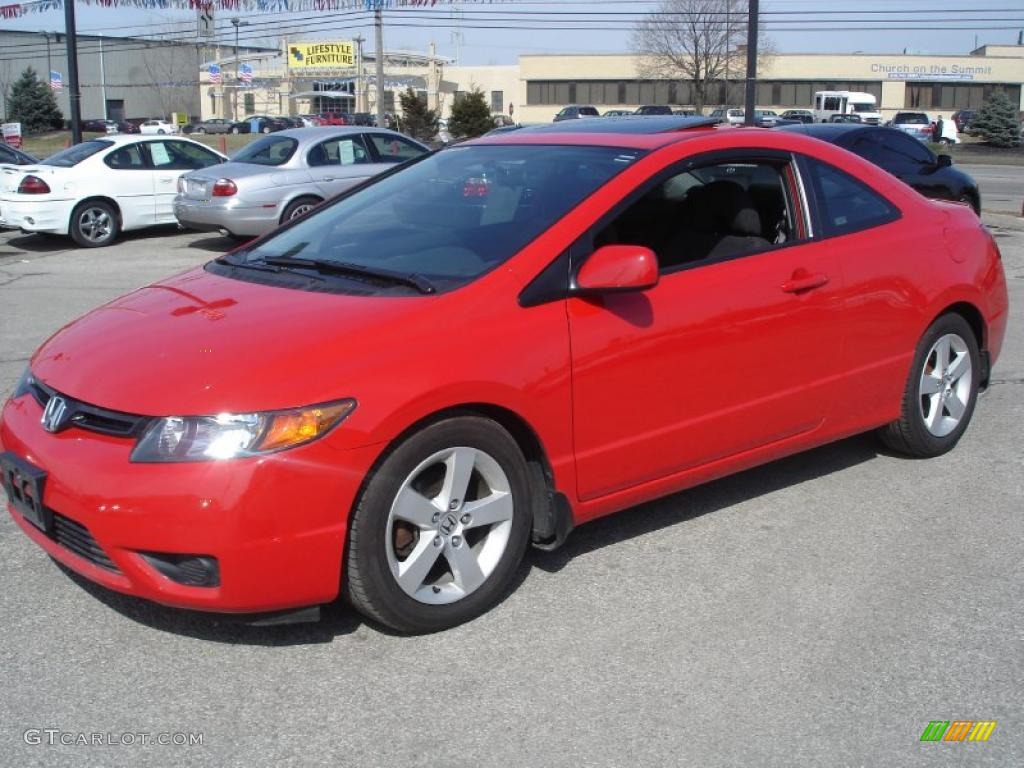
(231, 17, 249, 121)
(374, 8, 385, 127)
(63, 0, 82, 144)
(743, 0, 759, 127)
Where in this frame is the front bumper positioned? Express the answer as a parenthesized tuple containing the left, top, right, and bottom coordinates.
(0, 391, 380, 614)
(174, 197, 279, 238)
(0, 198, 73, 235)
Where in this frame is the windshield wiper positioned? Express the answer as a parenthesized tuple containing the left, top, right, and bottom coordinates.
(215, 255, 324, 280)
(260, 256, 437, 294)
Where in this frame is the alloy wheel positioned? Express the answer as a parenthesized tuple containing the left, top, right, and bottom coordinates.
(919, 333, 972, 437)
(385, 447, 514, 605)
(289, 203, 315, 219)
(77, 207, 113, 244)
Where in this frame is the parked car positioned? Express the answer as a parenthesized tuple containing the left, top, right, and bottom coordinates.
(603, 109, 633, 117)
(1, 120, 1007, 633)
(174, 127, 429, 239)
(553, 105, 599, 122)
(229, 116, 289, 134)
(82, 119, 119, 134)
(889, 111, 933, 142)
(672, 108, 698, 117)
(0, 135, 227, 247)
(492, 114, 515, 127)
(117, 121, 141, 135)
(829, 113, 862, 124)
(708, 107, 744, 125)
(298, 115, 323, 127)
(317, 113, 349, 126)
(951, 109, 976, 133)
(634, 105, 673, 116)
(188, 118, 235, 135)
(779, 123, 981, 213)
(140, 119, 178, 135)
(343, 113, 374, 127)
(753, 109, 781, 127)
(781, 109, 814, 124)
(0, 144, 39, 166)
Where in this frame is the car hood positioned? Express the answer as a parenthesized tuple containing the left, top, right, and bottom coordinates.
(28, 266, 433, 416)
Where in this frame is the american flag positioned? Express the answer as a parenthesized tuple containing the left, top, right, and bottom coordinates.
(208, 64, 222, 85)
(239, 63, 253, 86)
(49, 70, 62, 91)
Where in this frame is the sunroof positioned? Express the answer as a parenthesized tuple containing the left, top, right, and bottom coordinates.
(520, 116, 719, 134)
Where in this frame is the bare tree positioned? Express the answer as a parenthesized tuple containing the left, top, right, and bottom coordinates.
(0, 60, 16, 121)
(632, 0, 768, 111)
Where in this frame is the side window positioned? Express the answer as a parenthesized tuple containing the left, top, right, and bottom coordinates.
(307, 136, 371, 167)
(882, 132, 934, 166)
(591, 157, 800, 273)
(806, 158, 899, 237)
(104, 143, 148, 170)
(146, 141, 220, 170)
(367, 134, 427, 163)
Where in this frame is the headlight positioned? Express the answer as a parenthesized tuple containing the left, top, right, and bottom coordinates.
(130, 399, 356, 462)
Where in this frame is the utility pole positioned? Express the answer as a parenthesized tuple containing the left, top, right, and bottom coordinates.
(743, 0, 759, 127)
(353, 34, 365, 113)
(374, 8, 385, 127)
(63, 0, 82, 143)
(231, 18, 249, 121)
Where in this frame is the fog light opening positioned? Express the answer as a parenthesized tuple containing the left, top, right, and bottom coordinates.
(140, 552, 220, 587)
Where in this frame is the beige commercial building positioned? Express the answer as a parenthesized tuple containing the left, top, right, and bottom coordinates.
(194, 42, 1024, 127)
(448, 45, 1024, 125)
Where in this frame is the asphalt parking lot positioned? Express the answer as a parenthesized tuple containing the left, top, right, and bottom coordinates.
(0, 209, 1022, 767)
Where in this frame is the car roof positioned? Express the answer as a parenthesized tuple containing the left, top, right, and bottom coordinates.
(471, 118, 765, 150)
(776, 123, 871, 141)
(270, 126, 402, 140)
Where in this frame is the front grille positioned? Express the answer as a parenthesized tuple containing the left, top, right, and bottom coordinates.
(51, 512, 120, 572)
(29, 379, 148, 438)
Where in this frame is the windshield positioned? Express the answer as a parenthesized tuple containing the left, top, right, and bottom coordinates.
(231, 135, 298, 166)
(228, 144, 643, 293)
(851, 102, 876, 113)
(579, 107, 600, 116)
(896, 113, 929, 124)
(41, 140, 113, 167)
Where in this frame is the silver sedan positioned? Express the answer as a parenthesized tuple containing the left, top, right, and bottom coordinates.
(173, 127, 429, 238)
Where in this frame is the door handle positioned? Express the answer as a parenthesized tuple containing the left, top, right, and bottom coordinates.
(158, 177, 175, 184)
(781, 272, 829, 293)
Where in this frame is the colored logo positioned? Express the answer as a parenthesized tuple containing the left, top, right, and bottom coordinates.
(920, 721, 997, 742)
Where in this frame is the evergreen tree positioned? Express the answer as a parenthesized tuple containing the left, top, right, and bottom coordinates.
(8, 67, 64, 134)
(398, 87, 438, 142)
(448, 88, 494, 139)
(969, 91, 1021, 148)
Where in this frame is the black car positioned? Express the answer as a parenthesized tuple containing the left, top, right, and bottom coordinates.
(779, 123, 981, 214)
(229, 116, 289, 134)
(781, 109, 814, 124)
(0, 143, 38, 165)
(634, 105, 673, 116)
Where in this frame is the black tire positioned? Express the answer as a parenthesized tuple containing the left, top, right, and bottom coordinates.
(231, 126, 240, 134)
(68, 200, 120, 248)
(280, 196, 322, 224)
(196, 127, 205, 134)
(157, 129, 166, 135)
(879, 313, 980, 457)
(344, 416, 533, 633)
(261, 126, 271, 134)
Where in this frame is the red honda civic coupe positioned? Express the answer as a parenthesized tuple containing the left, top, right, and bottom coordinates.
(0, 117, 1009, 633)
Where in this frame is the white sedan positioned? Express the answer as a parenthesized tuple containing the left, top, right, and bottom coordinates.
(0, 135, 227, 247)
(140, 119, 178, 135)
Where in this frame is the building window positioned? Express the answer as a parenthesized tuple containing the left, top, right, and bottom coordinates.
(490, 91, 503, 112)
(243, 93, 255, 115)
(209, 91, 217, 116)
(904, 82, 1020, 110)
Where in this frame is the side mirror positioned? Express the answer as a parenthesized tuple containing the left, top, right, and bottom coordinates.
(575, 245, 659, 294)
(937, 154, 952, 168)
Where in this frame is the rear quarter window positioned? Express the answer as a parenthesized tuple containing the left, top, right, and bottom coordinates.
(804, 158, 900, 237)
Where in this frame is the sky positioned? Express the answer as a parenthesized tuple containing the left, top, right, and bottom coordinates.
(3, 0, 1023, 66)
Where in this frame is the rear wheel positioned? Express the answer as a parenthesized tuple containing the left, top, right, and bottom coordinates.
(195, 127, 206, 134)
(344, 417, 532, 633)
(879, 314, 980, 457)
(280, 196, 321, 223)
(231, 126, 240, 134)
(69, 201, 120, 248)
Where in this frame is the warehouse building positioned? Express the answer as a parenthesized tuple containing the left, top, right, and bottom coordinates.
(446, 45, 1024, 124)
(0, 30, 270, 123)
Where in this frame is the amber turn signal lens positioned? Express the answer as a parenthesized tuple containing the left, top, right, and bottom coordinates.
(256, 400, 356, 452)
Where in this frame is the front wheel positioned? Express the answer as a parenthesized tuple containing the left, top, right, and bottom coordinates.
(157, 129, 166, 135)
(261, 126, 271, 134)
(344, 417, 532, 633)
(231, 127, 240, 134)
(879, 314, 980, 457)
(280, 196, 321, 223)
(196, 127, 205, 134)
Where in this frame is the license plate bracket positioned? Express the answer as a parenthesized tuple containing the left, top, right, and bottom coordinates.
(0, 451, 52, 534)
